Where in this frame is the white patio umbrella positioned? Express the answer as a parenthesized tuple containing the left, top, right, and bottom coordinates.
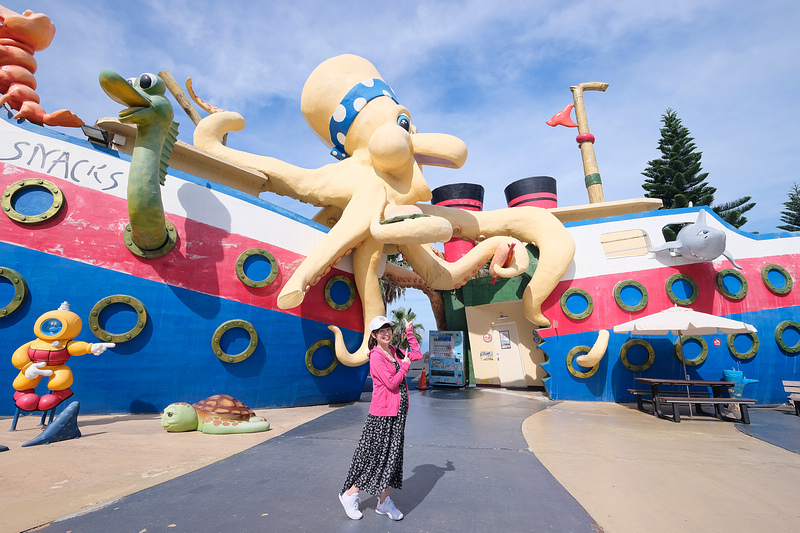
(614, 305, 757, 380)
(614, 305, 757, 337)
(614, 305, 757, 417)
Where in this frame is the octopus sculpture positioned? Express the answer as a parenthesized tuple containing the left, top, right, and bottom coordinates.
(193, 54, 575, 366)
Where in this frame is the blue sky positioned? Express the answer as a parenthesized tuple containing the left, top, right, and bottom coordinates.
(6, 0, 800, 351)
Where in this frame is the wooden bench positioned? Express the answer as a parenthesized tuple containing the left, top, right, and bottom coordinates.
(783, 380, 800, 416)
(657, 396, 756, 424)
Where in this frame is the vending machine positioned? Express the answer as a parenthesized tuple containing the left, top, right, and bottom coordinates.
(428, 330, 464, 387)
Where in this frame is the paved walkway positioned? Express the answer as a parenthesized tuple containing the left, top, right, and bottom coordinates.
(9, 388, 800, 532)
(525, 401, 800, 532)
(39, 388, 600, 532)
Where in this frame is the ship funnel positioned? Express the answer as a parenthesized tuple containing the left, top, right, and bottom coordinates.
(504, 176, 557, 209)
(431, 183, 484, 262)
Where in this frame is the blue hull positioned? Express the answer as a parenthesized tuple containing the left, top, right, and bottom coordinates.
(1, 243, 368, 415)
(542, 306, 800, 405)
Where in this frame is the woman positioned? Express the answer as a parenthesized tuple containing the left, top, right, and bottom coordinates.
(339, 315, 423, 521)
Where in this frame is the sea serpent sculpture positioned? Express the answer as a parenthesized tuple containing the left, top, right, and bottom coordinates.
(99, 70, 179, 257)
(193, 55, 575, 366)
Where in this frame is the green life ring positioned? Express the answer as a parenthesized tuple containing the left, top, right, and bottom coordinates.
(211, 320, 258, 363)
(761, 264, 793, 295)
(566, 345, 599, 378)
(324, 275, 356, 311)
(665, 273, 699, 305)
(613, 280, 648, 312)
(727, 332, 759, 360)
(560, 288, 593, 320)
(0, 267, 27, 317)
(306, 339, 339, 377)
(674, 335, 708, 366)
(716, 269, 748, 300)
(775, 320, 800, 353)
(619, 339, 655, 372)
(2, 178, 64, 224)
(236, 248, 279, 288)
(88, 294, 148, 343)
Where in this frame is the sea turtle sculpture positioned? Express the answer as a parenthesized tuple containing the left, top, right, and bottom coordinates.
(161, 394, 270, 434)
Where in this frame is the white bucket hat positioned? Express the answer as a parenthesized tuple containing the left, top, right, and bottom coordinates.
(368, 315, 394, 332)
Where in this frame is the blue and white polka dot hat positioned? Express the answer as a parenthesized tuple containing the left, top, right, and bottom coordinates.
(301, 55, 400, 160)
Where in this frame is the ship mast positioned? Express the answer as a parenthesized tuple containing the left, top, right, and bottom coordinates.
(570, 82, 609, 204)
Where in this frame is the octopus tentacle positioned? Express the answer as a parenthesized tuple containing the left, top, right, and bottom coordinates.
(382, 262, 447, 330)
(328, 236, 386, 366)
(417, 204, 575, 327)
(194, 111, 349, 206)
(370, 213, 453, 245)
(278, 186, 382, 309)
(576, 330, 609, 367)
(399, 236, 528, 290)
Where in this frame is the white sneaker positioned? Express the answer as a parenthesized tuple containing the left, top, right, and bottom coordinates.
(339, 491, 362, 520)
(376, 495, 404, 520)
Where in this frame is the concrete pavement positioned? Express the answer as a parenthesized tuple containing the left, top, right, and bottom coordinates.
(525, 401, 800, 532)
(4, 386, 800, 532)
(21, 388, 600, 532)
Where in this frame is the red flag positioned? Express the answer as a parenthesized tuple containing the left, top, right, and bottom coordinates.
(546, 104, 577, 128)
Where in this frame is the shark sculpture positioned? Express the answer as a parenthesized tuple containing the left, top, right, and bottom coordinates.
(651, 210, 742, 269)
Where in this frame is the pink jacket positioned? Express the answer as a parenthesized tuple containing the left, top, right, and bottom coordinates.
(368, 327, 423, 417)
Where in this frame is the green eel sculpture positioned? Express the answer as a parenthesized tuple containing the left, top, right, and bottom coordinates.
(99, 71, 179, 257)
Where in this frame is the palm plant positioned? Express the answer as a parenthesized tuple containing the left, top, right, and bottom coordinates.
(381, 253, 408, 305)
(388, 307, 425, 351)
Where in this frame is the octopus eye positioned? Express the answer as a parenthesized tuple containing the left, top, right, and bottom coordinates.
(138, 73, 156, 89)
(397, 113, 411, 132)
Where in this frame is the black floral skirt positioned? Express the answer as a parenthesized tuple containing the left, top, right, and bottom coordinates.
(342, 381, 408, 495)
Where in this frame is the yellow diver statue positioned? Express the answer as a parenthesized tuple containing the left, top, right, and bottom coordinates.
(11, 302, 114, 412)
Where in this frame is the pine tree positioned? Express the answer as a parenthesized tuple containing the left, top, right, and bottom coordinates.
(778, 183, 800, 232)
(642, 108, 755, 239)
(713, 196, 755, 229)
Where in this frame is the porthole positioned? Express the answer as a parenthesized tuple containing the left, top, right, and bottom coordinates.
(88, 295, 147, 343)
(236, 248, 279, 288)
(0, 267, 27, 317)
(211, 319, 258, 363)
(324, 275, 356, 311)
(566, 345, 599, 378)
(761, 264, 793, 295)
(619, 339, 655, 372)
(306, 339, 339, 377)
(716, 269, 748, 300)
(2, 178, 64, 224)
(674, 335, 708, 366)
(665, 273, 699, 305)
(560, 288, 593, 320)
(775, 320, 800, 354)
(727, 332, 759, 360)
(614, 280, 648, 312)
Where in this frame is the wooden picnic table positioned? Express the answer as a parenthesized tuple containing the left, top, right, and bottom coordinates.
(633, 377, 755, 423)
